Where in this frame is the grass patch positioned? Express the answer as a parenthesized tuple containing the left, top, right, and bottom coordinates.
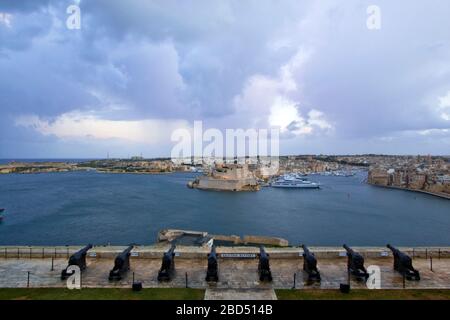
(0, 288, 205, 300)
(2, 288, 449, 300)
(276, 289, 450, 300)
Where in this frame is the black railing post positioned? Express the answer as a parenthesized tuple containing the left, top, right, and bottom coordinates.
(430, 256, 433, 272)
(292, 273, 296, 289)
(402, 273, 406, 289)
(347, 269, 351, 286)
(27, 271, 30, 288)
(185, 272, 188, 288)
(51, 257, 54, 271)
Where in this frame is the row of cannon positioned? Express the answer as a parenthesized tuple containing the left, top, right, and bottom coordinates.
(60, 243, 421, 283)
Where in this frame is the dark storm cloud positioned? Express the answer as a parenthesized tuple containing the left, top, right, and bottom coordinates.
(0, 0, 449, 157)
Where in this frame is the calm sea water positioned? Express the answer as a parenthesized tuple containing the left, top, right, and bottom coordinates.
(0, 171, 449, 246)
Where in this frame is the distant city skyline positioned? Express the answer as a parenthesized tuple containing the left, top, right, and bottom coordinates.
(1, 0, 450, 158)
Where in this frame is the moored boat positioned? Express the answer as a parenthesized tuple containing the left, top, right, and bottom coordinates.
(270, 174, 320, 189)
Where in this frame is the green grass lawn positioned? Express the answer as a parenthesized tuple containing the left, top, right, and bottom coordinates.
(276, 289, 450, 300)
(1, 288, 449, 300)
(0, 288, 205, 300)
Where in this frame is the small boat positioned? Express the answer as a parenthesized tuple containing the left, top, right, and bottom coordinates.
(0, 208, 4, 213)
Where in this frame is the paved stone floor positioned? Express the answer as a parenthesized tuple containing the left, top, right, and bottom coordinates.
(0, 257, 449, 289)
(204, 289, 277, 300)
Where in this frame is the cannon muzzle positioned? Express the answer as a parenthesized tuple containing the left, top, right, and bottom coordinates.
(301, 244, 311, 255)
(343, 244, 352, 253)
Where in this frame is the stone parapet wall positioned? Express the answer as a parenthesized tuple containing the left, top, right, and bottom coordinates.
(0, 245, 448, 260)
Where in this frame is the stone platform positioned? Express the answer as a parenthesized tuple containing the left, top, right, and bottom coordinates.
(0, 246, 449, 290)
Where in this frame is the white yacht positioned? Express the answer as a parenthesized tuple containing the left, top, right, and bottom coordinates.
(270, 174, 320, 189)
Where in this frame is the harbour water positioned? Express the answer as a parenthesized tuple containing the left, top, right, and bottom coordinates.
(0, 171, 449, 246)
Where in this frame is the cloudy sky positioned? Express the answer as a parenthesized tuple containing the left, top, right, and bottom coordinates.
(1, 0, 449, 158)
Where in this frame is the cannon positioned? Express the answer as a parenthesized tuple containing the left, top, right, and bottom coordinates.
(157, 244, 176, 281)
(343, 244, 369, 281)
(61, 244, 93, 280)
(302, 245, 321, 282)
(205, 245, 219, 282)
(387, 244, 420, 280)
(258, 246, 272, 282)
(109, 245, 134, 281)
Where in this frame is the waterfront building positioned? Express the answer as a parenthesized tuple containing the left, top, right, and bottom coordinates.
(189, 163, 260, 191)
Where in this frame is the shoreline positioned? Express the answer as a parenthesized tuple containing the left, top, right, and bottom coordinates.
(369, 183, 450, 200)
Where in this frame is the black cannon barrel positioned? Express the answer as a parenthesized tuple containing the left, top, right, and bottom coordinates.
(71, 244, 93, 259)
(259, 246, 269, 259)
(122, 245, 134, 256)
(77, 244, 93, 254)
(163, 244, 176, 264)
(386, 244, 400, 252)
(343, 244, 353, 253)
(114, 245, 134, 262)
(166, 244, 176, 256)
(208, 245, 217, 261)
(301, 244, 310, 254)
(68, 244, 92, 265)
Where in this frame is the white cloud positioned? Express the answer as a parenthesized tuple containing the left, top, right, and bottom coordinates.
(233, 46, 332, 136)
(307, 109, 333, 130)
(269, 97, 303, 129)
(15, 111, 191, 145)
(0, 12, 12, 28)
(438, 91, 450, 121)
